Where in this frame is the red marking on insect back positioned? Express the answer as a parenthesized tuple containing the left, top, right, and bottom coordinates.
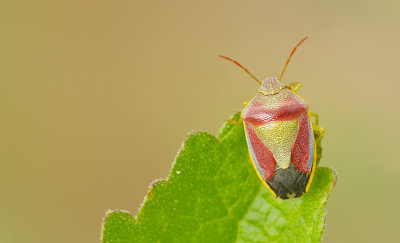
(291, 113, 311, 174)
(243, 100, 307, 126)
(246, 124, 276, 180)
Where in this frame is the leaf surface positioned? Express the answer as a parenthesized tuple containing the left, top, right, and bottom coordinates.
(101, 112, 336, 243)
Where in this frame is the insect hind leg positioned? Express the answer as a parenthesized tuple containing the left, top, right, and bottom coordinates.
(310, 111, 325, 165)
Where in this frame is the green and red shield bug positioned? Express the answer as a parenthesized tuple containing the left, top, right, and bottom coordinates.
(219, 37, 325, 199)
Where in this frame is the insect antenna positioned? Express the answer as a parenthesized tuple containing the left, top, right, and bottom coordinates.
(279, 36, 308, 81)
(219, 55, 262, 85)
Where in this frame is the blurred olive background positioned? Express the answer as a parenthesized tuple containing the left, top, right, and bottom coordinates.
(1, 0, 400, 242)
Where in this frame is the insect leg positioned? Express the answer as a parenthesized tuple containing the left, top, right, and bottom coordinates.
(242, 101, 251, 107)
(285, 82, 303, 92)
(226, 118, 243, 125)
(310, 111, 325, 164)
(310, 112, 325, 139)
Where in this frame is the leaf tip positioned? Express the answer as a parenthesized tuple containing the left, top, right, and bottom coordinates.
(100, 209, 135, 243)
(218, 112, 242, 139)
(324, 166, 338, 199)
(144, 179, 169, 202)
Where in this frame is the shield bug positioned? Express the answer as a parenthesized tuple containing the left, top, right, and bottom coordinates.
(219, 37, 325, 199)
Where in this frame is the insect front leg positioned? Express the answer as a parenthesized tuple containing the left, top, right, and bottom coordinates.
(242, 100, 252, 108)
(285, 82, 302, 92)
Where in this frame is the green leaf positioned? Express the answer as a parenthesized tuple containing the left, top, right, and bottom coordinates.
(101, 112, 336, 243)
(101, 210, 135, 243)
